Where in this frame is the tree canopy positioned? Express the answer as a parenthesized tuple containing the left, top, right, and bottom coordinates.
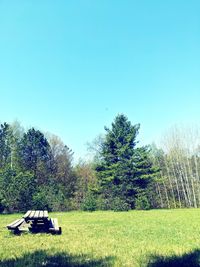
(1, 117, 199, 213)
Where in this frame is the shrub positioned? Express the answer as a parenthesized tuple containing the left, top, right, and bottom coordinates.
(135, 194, 150, 210)
(51, 197, 73, 212)
(96, 196, 111, 210)
(111, 197, 131, 212)
(81, 192, 97, 212)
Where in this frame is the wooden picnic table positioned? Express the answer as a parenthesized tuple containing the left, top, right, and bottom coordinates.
(7, 210, 61, 235)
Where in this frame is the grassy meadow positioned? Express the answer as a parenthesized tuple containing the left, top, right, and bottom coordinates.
(1, 209, 200, 266)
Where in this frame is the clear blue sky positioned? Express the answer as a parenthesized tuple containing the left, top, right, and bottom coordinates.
(0, 1, 200, 160)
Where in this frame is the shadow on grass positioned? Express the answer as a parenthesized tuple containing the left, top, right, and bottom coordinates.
(147, 249, 200, 267)
(0, 250, 115, 267)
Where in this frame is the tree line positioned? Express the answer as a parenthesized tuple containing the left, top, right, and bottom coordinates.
(1, 116, 200, 213)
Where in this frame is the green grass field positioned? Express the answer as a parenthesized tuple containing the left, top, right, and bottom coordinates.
(1, 209, 200, 267)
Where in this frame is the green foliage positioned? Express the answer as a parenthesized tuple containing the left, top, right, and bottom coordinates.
(81, 192, 97, 212)
(0, 167, 36, 212)
(0, 122, 75, 213)
(32, 186, 53, 211)
(95, 114, 157, 209)
(96, 196, 111, 210)
(0, 117, 158, 213)
(0, 123, 13, 169)
(49, 186, 74, 212)
(135, 194, 151, 210)
(17, 128, 52, 184)
(13, 172, 36, 211)
(96, 195, 131, 211)
(73, 160, 98, 210)
(111, 197, 131, 212)
(48, 134, 75, 199)
(0, 167, 15, 212)
(0, 191, 4, 213)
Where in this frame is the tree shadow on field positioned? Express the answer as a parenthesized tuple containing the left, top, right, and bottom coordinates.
(147, 249, 200, 267)
(0, 250, 115, 267)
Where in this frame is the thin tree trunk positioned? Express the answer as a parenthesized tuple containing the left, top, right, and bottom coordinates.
(185, 152, 197, 208)
(171, 160, 182, 208)
(163, 180, 170, 209)
(175, 148, 192, 207)
(194, 154, 200, 207)
(156, 182, 164, 208)
(176, 161, 189, 207)
(181, 160, 193, 207)
(165, 162, 176, 208)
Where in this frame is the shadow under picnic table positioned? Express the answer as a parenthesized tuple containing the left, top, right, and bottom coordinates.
(0, 250, 115, 267)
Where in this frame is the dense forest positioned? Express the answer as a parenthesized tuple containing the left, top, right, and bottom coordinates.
(0, 115, 200, 213)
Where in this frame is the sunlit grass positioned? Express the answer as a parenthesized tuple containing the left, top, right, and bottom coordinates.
(1, 209, 200, 266)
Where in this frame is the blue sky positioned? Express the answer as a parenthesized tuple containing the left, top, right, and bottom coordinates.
(0, 1, 200, 160)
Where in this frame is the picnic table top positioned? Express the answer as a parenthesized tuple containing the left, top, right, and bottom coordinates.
(23, 210, 48, 220)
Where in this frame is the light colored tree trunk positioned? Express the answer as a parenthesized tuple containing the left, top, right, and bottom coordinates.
(163, 180, 170, 209)
(170, 159, 181, 208)
(165, 162, 176, 208)
(176, 160, 189, 207)
(156, 182, 164, 208)
(194, 154, 200, 207)
(181, 160, 193, 207)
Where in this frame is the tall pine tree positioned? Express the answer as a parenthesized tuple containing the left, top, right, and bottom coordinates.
(96, 114, 156, 209)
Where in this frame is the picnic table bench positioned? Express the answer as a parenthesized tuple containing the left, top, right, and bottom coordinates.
(7, 218, 25, 234)
(7, 210, 61, 235)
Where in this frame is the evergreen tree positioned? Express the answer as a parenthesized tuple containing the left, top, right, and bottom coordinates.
(96, 114, 156, 209)
(17, 128, 52, 184)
